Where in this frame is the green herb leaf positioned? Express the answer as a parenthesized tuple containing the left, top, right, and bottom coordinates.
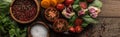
(72, 5, 81, 12)
(69, 15, 77, 25)
(82, 21, 89, 27)
(3, 0, 12, 3)
(21, 33, 26, 37)
(82, 15, 98, 24)
(90, 0, 102, 8)
(9, 29, 16, 37)
(73, 0, 80, 5)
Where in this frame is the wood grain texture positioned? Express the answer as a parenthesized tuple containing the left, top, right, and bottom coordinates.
(100, 0, 120, 17)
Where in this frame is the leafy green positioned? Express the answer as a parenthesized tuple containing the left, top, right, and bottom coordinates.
(3, 0, 12, 3)
(0, 0, 27, 37)
(72, 5, 81, 12)
(90, 0, 102, 8)
(82, 15, 98, 24)
(73, 0, 80, 5)
(81, 21, 89, 27)
(69, 15, 77, 26)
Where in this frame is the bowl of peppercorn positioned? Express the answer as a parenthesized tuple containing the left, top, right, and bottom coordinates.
(10, 0, 40, 24)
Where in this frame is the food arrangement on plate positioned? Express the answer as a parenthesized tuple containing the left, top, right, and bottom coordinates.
(0, 0, 102, 37)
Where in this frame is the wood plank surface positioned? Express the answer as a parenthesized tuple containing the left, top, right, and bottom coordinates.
(100, 0, 120, 17)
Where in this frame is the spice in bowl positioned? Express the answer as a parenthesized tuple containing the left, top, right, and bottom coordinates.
(28, 22, 49, 37)
(10, 0, 39, 23)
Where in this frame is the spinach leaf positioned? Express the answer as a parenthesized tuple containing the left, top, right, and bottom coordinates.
(90, 0, 102, 8)
(82, 15, 98, 24)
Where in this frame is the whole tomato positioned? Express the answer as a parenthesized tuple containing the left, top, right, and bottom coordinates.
(74, 18, 83, 26)
(69, 26, 75, 32)
(75, 26, 82, 33)
(65, 0, 74, 6)
(79, 2, 87, 9)
(56, 4, 65, 11)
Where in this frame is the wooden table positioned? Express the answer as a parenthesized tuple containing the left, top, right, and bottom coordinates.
(49, 0, 120, 37)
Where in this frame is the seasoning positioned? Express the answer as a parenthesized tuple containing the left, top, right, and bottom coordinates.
(31, 24, 48, 37)
(12, 0, 37, 21)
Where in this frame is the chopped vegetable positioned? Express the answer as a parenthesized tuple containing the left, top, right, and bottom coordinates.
(45, 7, 59, 22)
(53, 19, 68, 32)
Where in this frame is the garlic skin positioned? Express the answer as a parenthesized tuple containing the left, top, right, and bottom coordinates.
(62, 9, 75, 19)
(88, 6, 101, 18)
(31, 25, 48, 37)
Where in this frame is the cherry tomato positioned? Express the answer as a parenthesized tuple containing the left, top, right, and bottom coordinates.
(75, 26, 82, 33)
(56, 4, 65, 11)
(74, 18, 83, 26)
(79, 2, 87, 9)
(69, 26, 75, 32)
(65, 0, 74, 6)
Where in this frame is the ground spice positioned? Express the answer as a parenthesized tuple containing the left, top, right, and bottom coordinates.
(12, 0, 37, 21)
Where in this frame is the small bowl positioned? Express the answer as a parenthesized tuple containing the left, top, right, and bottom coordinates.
(10, 0, 40, 24)
(53, 19, 69, 32)
(28, 21, 49, 37)
(44, 7, 59, 22)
